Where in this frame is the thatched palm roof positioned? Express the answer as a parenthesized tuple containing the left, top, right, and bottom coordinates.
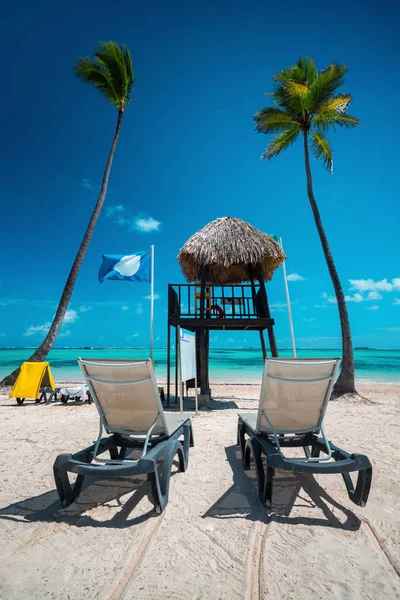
(178, 217, 286, 284)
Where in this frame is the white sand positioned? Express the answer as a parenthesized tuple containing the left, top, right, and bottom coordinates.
(0, 384, 399, 599)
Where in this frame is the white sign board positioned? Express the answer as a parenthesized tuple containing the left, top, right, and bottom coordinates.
(178, 327, 198, 414)
(179, 329, 196, 382)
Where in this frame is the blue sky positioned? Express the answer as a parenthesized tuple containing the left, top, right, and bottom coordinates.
(1, 0, 399, 349)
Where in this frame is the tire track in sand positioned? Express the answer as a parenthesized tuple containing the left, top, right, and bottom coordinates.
(247, 521, 281, 600)
(108, 512, 165, 600)
(362, 517, 400, 579)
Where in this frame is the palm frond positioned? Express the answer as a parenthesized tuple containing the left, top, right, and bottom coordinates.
(274, 67, 301, 84)
(254, 107, 298, 133)
(267, 87, 296, 115)
(74, 57, 115, 103)
(74, 41, 134, 109)
(298, 56, 317, 85)
(262, 124, 301, 160)
(318, 93, 352, 114)
(309, 62, 348, 110)
(314, 112, 360, 131)
(282, 80, 312, 116)
(310, 131, 333, 173)
(312, 93, 359, 131)
(255, 57, 357, 170)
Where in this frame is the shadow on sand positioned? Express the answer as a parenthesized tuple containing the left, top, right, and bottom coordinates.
(0, 458, 183, 529)
(202, 445, 361, 531)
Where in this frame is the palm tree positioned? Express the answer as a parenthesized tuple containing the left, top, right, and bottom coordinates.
(1, 41, 134, 386)
(254, 57, 359, 395)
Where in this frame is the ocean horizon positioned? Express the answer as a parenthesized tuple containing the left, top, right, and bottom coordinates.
(1, 347, 399, 385)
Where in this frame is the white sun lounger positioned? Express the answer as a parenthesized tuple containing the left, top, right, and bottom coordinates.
(53, 358, 193, 513)
(237, 357, 372, 508)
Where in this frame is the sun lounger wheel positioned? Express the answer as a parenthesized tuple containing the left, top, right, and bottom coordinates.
(16, 398, 25, 405)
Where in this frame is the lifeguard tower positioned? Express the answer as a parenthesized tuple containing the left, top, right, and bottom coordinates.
(167, 217, 286, 404)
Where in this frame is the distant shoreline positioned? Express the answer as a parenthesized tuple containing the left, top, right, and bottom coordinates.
(1, 346, 400, 351)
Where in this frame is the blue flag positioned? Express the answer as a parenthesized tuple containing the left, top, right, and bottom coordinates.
(98, 251, 151, 283)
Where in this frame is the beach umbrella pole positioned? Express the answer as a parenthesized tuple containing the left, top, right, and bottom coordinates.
(150, 244, 155, 360)
(280, 238, 296, 357)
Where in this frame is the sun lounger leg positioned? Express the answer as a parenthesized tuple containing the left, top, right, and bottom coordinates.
(341, 463, 372, 507)
(237, 421, 246, 461)
(263, 465, 274, 507)
(148, 439, 185, 513)
(244, 438, 268, 505)
(182, 422, 192, 469)
(189, 422, 194, 448)
(53, 455, 87, 507)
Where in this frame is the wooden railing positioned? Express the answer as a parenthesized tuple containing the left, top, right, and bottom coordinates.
(168, 283, 268, 320)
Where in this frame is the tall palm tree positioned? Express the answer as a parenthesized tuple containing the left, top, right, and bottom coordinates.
(1, 41, 134, 386)
(254, 57, 359, 395)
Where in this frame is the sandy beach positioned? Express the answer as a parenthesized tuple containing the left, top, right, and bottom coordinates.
(0, 383, 399, 599)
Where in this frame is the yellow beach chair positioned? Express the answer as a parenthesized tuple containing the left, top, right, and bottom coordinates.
(10, 362, 57, 405)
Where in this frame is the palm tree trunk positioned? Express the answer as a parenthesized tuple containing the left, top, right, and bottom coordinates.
(1, 110, 124, 387)
(303, 131, 356, 395)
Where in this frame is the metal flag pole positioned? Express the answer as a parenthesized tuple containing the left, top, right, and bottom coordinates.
(177, 326, 183, 413)
(279, 238, 297, 357)
(149, 245, 155, 360)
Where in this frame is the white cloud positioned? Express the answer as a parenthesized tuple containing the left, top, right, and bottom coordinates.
(393, 298, 400, 306)
(303, 318, 316, 322)
(0, 333, 5, 337)
(270, 302, 287, 312)
(126, 332, 140, 340)
(109, 211, 162, 234)
(366, 305, 379, 311)
(143, 293, 160, 300)
(58, 330, 71, 338)
(63, 309, 78, 324)
(122, 305, 129, 311)
(379, 327, 400, 332)
(106, 204, 125, 217)
(81, 178, 95, 191)
(287, 273, 305, 282)
(136, 303, 144, 314)
(24, 308, 78, 337)
(79, 305, 93, 313)
(227, 337, 234, 342)
(367, 291, 382, 300)
(134, 216, 162, 233)
(115, 215, 131, 227)
(323, 292, 364, 304)
(24, 322, 51, 336)
(345, 293, 364, 303)
(349, 278, 400, 293)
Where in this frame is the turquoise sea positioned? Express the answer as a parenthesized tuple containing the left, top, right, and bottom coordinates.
(0, 347, 399, 385)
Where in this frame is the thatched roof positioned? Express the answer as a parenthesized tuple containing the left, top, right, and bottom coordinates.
(178, 217, 286, 284)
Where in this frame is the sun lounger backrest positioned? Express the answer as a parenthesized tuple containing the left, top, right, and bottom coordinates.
(257, 358, 340, 434)
(78, 358, 169, 436)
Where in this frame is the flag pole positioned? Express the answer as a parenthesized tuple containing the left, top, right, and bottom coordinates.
(150, 245, 155, 360)
(280, 238, 297, 358)
(177, 326, 183, 413)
